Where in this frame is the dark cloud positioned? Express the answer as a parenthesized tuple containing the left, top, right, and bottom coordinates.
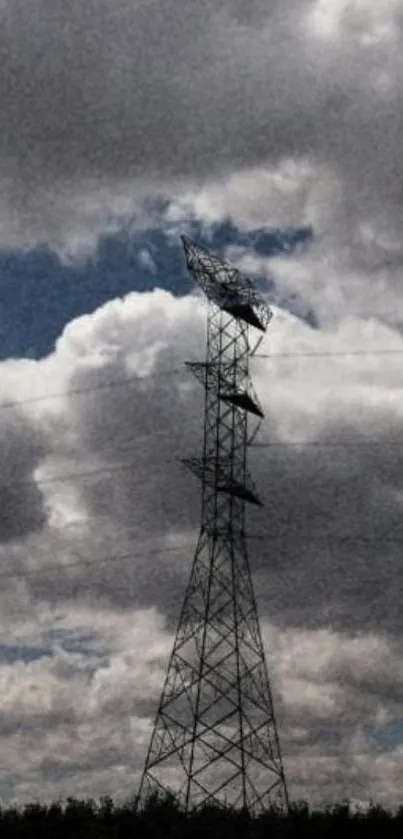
(1, 0, 403, 248)
(249, 413, 403, 636)
(0, 410, 47, 542)
(1, 0, 296, 182)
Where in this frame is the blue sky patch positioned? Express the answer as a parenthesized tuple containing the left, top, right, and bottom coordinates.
(0, 221, 314, 360)
(367, 720, 403, 753)
(0, 644, 52, 664)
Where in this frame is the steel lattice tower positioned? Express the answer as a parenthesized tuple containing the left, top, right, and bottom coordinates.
(137, 237, 289, 814)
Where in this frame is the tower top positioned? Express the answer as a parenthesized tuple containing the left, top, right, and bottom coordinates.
(181, 236, 272, 332)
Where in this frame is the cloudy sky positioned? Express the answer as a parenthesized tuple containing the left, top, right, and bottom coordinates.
(1, 0, 403, 810)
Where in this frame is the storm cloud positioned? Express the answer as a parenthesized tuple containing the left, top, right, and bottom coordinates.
(0, 407, 47, 543)
(1, 0, 403, 250)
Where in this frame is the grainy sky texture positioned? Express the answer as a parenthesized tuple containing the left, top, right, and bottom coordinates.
(1, 0, 403, 810)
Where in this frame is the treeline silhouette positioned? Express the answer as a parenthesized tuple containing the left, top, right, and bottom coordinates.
(1, 793, 403, 838)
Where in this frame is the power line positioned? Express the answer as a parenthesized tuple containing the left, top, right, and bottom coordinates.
(4, 531, 403, 589)
(252, 532, 403, 546)
(2, 347, 403, 412)
(13, 457, 176, 491)
(0, 368, 183, 412)
(7, 437, 403, 494)
(6, 430, 187, 493)
(250, 440, 403, 449)
(1, 542, 195, 584)
(255, 349, 403, 359)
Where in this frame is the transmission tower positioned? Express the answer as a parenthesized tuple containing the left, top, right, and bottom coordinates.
(137, 237, 289, 814)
